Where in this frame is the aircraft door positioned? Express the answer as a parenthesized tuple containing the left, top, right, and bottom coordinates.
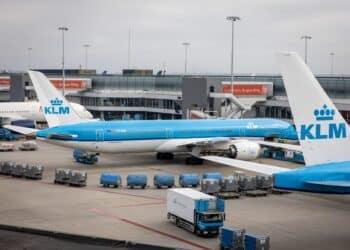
(240, 128, 246, 137)
(96, 129, 104, 141)
(165, 128, 174, 139)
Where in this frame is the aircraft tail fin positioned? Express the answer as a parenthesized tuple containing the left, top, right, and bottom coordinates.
(277, 52, 350, 165)
(28, 70, 82, 127)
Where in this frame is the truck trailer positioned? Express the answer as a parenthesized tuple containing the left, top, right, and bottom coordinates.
(167, 188, 225, 236)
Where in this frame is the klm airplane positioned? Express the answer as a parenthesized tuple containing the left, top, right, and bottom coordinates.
(5, 70, 299, 164)
(202, 52, 350, 194)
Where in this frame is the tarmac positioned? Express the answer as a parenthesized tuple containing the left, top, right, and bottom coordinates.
(0, 140, 350, 250)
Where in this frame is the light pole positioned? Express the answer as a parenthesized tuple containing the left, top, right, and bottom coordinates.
(226, 16, 240, 95)
(330, 52, 335, 75)
(83, 44, 90, 69)
(27, 47, 32, 69)
(182, 42, 191, 74)
(58, 26, 68, 96)
(128, 28, 131, 69)
(301, 35, 312, 64)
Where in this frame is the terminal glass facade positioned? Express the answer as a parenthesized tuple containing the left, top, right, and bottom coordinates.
(68, 75, 183, 120)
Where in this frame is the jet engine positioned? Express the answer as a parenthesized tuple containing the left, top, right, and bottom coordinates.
(228, 141, 261, 161)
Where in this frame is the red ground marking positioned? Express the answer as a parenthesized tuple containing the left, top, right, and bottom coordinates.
(112, 201, 164, 208)
(94, 188, 165, 201)
(90, 208, 212, 250)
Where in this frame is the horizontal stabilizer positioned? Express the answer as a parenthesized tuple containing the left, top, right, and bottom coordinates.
(3, 124, 38, 135)
(304, 180, 350, 193)
(200, 155, 289, 175)
(305, 181, 350, 188)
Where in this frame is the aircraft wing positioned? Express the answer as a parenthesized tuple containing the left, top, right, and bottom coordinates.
(157, 137, 301, 155)
(199, 155, 289, 175)
(256, 141, 302, 152)
(3, 124, 38, 135)
(156, 137, 231, 152)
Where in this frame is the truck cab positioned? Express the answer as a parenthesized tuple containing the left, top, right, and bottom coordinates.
(195, 211, 225, 235)
(194, 198, 225, 235)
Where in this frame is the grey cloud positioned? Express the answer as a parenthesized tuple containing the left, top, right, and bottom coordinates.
(0, 0, 349, 74)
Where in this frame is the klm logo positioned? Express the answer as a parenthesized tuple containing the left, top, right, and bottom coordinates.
(300, 104, 346, 140)
(44, 98, 70, 115)
(246, 122, 258, 129)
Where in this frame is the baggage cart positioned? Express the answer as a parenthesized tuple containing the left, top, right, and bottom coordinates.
(100, 173, 121, 188)
(68, 170, 87, 187)
(154, 174, 175, 188)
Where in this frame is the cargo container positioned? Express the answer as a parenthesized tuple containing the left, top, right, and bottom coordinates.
(25, 164, 43, 180)
(239, 176, 257, 192)
(220, 227, 245, 250)
(179, 173, 200, 187)
(68, 171, 87, 187)
(154, 174, 175, 188)
(201, 178, 221, 194)
(203, 172, 223, 181)
(263, 149, 305, 164)
(100, 173, 121, 188)
(11, 163, 27, 177)
(233, 171, 245, 180)
(127, 174, 147, 188)
(244, 233, 270, 250)
(0, 161, 14, 175)
(220, 176, 239, 192)
(54, 169, 71, 184)
(256, 175, 272, 190)
(73, 149, 98, 164)
(0, 143, 15, 151)
(293, 152, 305, 163)
(167, 188, 225, 236)
(19, 141, 38, 151)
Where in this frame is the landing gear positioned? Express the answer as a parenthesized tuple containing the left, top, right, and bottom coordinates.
(156, 152, 174, 160)
(185, 156, 203, 165)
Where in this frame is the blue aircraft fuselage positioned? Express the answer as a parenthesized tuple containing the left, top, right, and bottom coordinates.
(36, 118, 298, 142)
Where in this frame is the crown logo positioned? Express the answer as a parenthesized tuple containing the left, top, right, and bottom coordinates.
(313, 104, 335, 121)
(50, 98, 63, 106)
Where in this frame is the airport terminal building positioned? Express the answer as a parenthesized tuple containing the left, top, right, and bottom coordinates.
(1, 70, 350, 123)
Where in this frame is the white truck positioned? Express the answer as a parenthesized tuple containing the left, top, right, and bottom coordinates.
(167, 188, 225, 236)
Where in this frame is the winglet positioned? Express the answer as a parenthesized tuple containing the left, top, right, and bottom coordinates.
(28, 70, 82, 127)
(277, 52, 350, 165)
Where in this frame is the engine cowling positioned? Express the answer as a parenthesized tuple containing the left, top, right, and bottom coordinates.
(228, 141, 261, 161)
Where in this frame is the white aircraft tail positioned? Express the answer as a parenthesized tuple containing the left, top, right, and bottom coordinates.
(28, 70, 82, 127)
(278, 52, 350, 165)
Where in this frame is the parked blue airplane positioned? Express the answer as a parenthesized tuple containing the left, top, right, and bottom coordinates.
(5, 70, 299, 164)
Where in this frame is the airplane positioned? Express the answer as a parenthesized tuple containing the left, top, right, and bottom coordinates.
(5, 70, 300, 164)
(199, 52, 350, 194)
(0, 101, 93, 126)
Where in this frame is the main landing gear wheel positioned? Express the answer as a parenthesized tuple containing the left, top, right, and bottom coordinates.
(156, 152, 174, 160)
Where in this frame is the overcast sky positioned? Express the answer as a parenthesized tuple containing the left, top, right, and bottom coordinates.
(0, 0, 349, 74)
